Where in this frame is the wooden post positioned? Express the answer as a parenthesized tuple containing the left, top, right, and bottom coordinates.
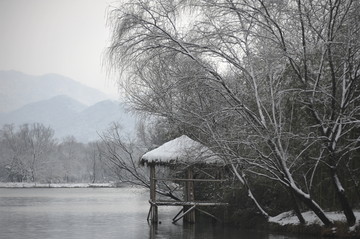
(149, 222, 157, 239)
(184, 167, 195, 223)
(150, 164, 158, 223)
(173, 205, 196, 223)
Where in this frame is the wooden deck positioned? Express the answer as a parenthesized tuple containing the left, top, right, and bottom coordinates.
(148, 200, 228, 223)
(149, 200, 228, 207)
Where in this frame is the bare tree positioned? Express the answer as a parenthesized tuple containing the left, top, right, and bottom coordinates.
(58, 136, 87, 182)
(0, 124, 29, 182)
(106, 0, 313, 224)
(249, 0, 360, 226)
(86, 142, 103, 183)
(107, 0, 360, 226)
(27, 123, 56, 182)
(99, 123, 181, 200)
(0, 123, 55, 182)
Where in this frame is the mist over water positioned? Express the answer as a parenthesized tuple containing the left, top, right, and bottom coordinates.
(0, 188, 315, 239)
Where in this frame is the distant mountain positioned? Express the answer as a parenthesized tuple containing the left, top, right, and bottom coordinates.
(62, 100, 136, 142)
(0, 95, 87, 127)
(0, 96, 136, 142)
(0, 70, 109, 113)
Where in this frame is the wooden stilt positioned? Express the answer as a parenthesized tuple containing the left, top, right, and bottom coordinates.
(172, 208, 183, 221)
(149, 221, 157, 239)
(147, 204, 153, 221)
(196, 208, 222, 222)
(149, 164, 158, 223)
(173, 205, 196, 223)
(184, 167, 195, 223)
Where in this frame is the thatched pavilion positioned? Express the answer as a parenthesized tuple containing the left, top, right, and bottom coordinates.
(140, 135, 228, 224)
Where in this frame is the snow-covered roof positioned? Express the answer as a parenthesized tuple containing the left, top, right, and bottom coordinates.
(140, 135, 222, 165)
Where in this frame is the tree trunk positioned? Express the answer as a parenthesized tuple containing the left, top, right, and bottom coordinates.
(92, 157, 96, 183)
(230, 164, 269, 218)
(330, 169, 356, 226)
(288, 188, 305, 224)
(291, 187, 333, 227)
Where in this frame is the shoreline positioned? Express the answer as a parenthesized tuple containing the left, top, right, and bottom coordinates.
(267, 211, 360, 238)
(268, 221, 360, 238)
(0, 182, 124, 188)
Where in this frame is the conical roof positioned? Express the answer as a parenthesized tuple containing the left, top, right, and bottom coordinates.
(140, 135, 222, 165)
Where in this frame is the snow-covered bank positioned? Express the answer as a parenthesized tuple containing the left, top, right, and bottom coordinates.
(0, 182, 118, 188)
(269, 210, 360, 226)
(269, 210, 360, 237)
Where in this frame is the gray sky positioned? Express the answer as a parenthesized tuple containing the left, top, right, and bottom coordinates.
(0, 0, 119, 97)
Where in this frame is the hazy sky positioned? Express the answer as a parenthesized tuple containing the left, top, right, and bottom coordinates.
(0, 0, 119, 97)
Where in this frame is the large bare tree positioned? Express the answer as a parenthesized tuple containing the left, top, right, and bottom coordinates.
(107, 0, 359, 227)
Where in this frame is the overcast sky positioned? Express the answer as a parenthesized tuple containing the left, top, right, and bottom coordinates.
(0, 0, 119, 97)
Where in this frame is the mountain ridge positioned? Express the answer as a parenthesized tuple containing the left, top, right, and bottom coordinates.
(0, 71, 135, 142)
(0, 70, 110, 112)
(0, 95, 136, 142)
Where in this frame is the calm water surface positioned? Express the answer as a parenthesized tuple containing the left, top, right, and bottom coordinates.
(0, 188, 317, 239)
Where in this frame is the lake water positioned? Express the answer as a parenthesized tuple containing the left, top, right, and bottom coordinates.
(0, 188, 317, 239)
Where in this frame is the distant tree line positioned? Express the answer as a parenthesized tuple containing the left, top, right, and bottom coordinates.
(106, 0, 360, 227)
(0, 123, 113, 183)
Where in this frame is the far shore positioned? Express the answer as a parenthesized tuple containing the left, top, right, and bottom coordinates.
(0, 182, 128, 188)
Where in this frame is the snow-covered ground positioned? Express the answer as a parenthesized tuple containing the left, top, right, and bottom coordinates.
(270, 210, 360, 230)
(0, 182, 116, 188)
